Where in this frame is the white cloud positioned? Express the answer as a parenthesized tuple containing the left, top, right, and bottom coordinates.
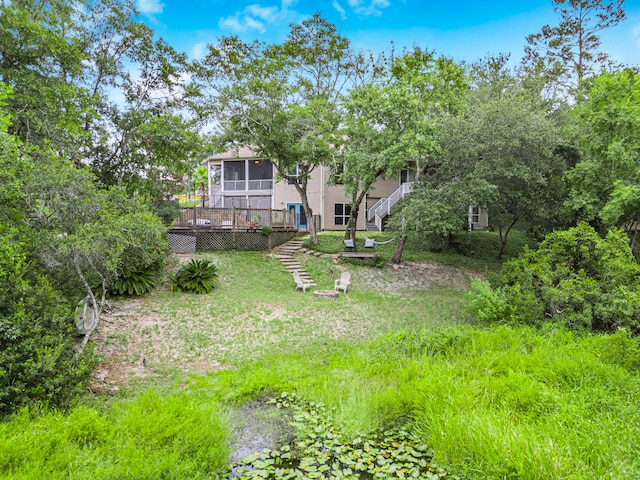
(191, 42, 207, 60)
(347, 0, 390, 17)
(219, 2, 295, 34)
(219, 16, 246, 32)
(333, 0, 347, 20)
(219, 14, 266, 33)
(135, 0, 164, 16)
(246, 4, 278, 21)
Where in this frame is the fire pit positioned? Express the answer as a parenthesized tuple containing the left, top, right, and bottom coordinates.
(314, 289, 340, 299)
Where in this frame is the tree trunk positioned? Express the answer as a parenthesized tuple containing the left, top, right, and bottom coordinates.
(345, 190, 367, 243)
(73, 262, 105, 359)
(497, 215, 519, 259)
(295, 183, 318, 244)
(392, 234, 407, 264)
(344, 171, 383, 243)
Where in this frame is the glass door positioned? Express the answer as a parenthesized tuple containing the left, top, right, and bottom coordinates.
(286, 203, 307, 230)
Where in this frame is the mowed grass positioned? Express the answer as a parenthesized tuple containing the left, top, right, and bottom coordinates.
(92, 238, 472, 385)
(3, 230, 640, 479)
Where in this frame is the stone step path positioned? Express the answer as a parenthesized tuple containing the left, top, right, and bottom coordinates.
(272, 237, 343, 288)
(272, 238, 317, 286)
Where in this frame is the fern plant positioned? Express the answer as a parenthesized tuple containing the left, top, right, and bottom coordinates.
(172, 259, 218, 294)
(111, 268, 158, 296)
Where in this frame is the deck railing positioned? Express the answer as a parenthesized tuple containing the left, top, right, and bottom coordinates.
(174, 207, 296, 230)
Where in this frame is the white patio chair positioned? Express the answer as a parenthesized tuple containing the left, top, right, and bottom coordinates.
(361, 234, 375, 250)
(293, 271, 312, 292)
(334, 271, 351, 293)
(187, 218, 211, 226)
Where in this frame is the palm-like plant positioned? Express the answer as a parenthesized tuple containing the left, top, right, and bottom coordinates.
(172, 259, 218, 294)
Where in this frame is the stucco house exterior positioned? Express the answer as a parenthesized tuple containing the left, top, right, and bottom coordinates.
(204, 146, 487, 232)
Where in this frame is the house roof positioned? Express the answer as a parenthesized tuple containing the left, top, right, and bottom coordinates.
(204, 146, 263, 162)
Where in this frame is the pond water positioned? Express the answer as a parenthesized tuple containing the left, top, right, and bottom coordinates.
(228, 396, 295, 476)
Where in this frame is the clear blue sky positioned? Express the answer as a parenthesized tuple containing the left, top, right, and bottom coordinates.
(136, 0, 640, 67)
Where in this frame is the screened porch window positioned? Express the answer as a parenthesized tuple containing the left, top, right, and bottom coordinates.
(248, 159, 273, 190)
(223, 161, 245, 191)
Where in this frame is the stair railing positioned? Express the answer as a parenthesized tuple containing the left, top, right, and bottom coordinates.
(372, 183, 413, 231)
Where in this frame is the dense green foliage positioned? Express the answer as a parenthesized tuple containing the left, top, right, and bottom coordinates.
(0, 235, 94, 415)
(564, 70, 640, 255)
(469, 223, 640, 333)
(0, 0, 202, 201)
(172, 259, 219, 294)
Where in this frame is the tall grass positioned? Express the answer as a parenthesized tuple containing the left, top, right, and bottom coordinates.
(190, 326, 640, 479)
(0, 390, 230, 479)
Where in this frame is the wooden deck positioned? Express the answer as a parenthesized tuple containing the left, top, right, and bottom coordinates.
(339, 251, 378, 259)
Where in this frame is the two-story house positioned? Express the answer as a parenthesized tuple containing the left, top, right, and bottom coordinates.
(204, 146, 487, 232)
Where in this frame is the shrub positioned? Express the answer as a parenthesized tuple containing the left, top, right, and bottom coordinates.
(469, 222, 640, 333)
(172, 258, 218, 294)
(260, 225, 272, 235)
(0, 235, 94, 415)
(111, 267, 158, 296)
(151, 199, 180, 226)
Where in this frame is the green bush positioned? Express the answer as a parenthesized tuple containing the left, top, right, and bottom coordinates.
(469, 222, 640, 333)
(151, 199, 180, 226)
(260, 225, 272, 235)
(111, 267, 158, 296)
(0, 234, 94, 415)
(172, 258, 219, 294)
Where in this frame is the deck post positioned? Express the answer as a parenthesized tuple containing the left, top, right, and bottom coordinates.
(232, 207, 236, 229)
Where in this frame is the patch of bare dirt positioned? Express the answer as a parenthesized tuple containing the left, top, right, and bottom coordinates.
(354, 261, 481, 294)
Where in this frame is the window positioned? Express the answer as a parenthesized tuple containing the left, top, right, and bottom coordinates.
(248, 159, 273, 190)
(223, 160, 246, 191)
(334, 203, 352, 226)
(287, 164, 303, 184)
(210, 166, 221, 185)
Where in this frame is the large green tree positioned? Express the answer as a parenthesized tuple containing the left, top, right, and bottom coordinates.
(0, 85, 95, 414)
(565, 69, 640, 254)
(340, 47, 467, 243)
(22, 157, 167, 354)
(0, 0, 201, 204)
(389, 62, 567, 261)
(194, 14, 362, 244)
(439, 83, 565, 258)
(524, 0, 626, 92)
